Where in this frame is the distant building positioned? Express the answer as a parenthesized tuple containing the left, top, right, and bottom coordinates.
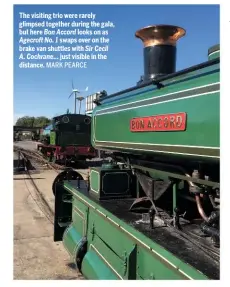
(22, 131, 31, 136)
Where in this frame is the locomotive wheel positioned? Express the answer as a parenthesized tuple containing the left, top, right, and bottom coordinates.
(52, 168, 84, 196)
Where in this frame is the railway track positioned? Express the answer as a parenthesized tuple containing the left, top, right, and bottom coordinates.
(14, 149, 55, 224)
(14, 146, 65, 173)
(14, 149, 85, 280)
(13, 146, 91, 223)
(13, 145, 109, 177)
(13, 141, 109, 178)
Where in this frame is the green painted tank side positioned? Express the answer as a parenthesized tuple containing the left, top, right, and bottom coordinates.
(50, 131, 56, 145)
(63, 182, 209, 280)
(91, 63, 220, 160)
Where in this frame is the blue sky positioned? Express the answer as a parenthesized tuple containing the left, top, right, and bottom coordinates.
(13, 4, 219, 122)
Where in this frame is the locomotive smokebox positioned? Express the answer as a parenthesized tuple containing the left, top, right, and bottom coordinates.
(135, 25, 186, 84)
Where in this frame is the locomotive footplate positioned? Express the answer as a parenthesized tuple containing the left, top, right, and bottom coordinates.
(61, 179, 219, 280)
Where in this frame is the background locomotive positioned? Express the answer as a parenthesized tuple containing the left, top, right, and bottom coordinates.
(52, 25, 220, 280)
(37, 113, 97, 164)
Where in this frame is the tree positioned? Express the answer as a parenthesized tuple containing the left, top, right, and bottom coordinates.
(15, 116, 51, 127)
(34, 116, 51, 127)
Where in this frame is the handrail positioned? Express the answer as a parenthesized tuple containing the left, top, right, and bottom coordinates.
(100, 58, 220, 102)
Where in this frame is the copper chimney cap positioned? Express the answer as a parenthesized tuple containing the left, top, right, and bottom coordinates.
(135, 24, 186, 47)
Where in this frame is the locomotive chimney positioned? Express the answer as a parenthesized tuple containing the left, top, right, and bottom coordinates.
(135, 25, 186, 84)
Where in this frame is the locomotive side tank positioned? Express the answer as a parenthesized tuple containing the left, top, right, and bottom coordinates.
(92, 25, 220, 168)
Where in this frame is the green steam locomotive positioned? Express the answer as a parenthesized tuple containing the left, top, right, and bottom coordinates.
(52, 25, 220, 280)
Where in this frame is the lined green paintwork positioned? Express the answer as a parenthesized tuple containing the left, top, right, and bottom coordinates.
(62, 181, 208, 280)
(209, 50, 220, 60)
(50, 131, 56, 145)
(208, 45, 220, 60)
(63, 199, 88, 262)
(63, 225, 82, 261)
(90, 170, 100, 193)
(91, 61, 220, 160)
(81, 248, 119, 280)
